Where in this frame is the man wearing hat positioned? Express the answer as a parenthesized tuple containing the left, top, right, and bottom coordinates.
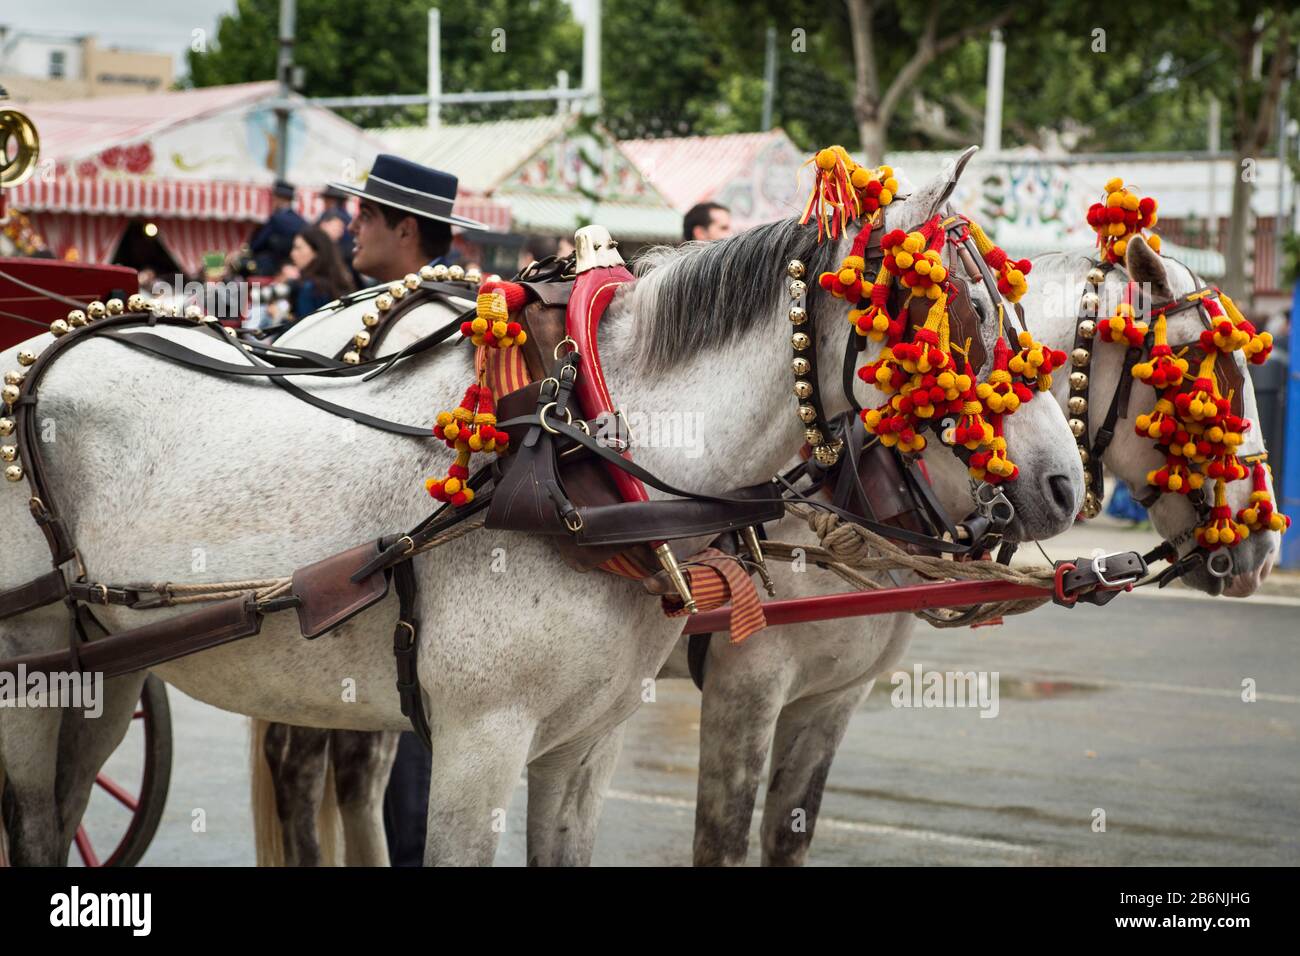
(250, 179, 308, 276)
(326, 154, 484, 866)
(316, 183, 355, 267)
(326, 154, 484, 287)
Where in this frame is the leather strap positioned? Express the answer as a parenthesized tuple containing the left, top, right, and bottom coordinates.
(391, 557, 433, 750)
(0, 569, 67, 621)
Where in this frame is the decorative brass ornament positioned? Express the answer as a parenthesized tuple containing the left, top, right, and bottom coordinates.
(354, 330, 371, 349)
(4, 464, 22, 482)
(787, 260, 806, 279)
(87, 301, 106, 319)
(1069, 417, 1087, 438)
(793, 380, 814, 399)
(67, 310, 86, 328)
(50, 319, 69, 337)
(403, 273, 421, 290)
(389, 282, 407, 299)
(1, 445, 16, 462)
(1078, 319, 1097, 340)
(804, 428, 823, 446)
(4, 370, 24, 386)
(0, 418, 13, 436)
(419, 265, 437, 281)
(791, 357, 811, 375)
(813, 443, 842, 466)
(431, 264, 450, 282)
(106, 298, 125, 315)
(362, 311, 379, 329)
(17, 350, 36, 367)
(797, 404, 817, 423)
(788, 305, 807, 325)
(1080, 292, 1099, 313)
(127, 294, 148, 313)
(788, 279, 807, 299)
(465, 267, 482, 285)
(1082, 491, 1102, 518)
(1071, 348, 1090, 368)
(1086, 268, 1106, 285)
(448, 264, 465, 281)
(0, 108, 40, 189)
(1077, 446, 1090, 465)
(342, 350, 361, 365)
(375, 293, 394, 311)
(1068, 396, 1088, 416)
(1083, 471, 1094, 486)
(185, 304, 204, 321)
(1, 384, 20, 405)
(1069, 371, 1088, 391)
(791, 332, 810, 351)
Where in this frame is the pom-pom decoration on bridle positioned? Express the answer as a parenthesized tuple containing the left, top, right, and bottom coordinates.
(1086, 178, 1160, 264)
(799, 145, 899, 243)
(424, 280, 531, 506)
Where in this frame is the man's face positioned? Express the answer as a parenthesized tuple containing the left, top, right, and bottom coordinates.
(693, 208, 731, 242)
(349, 201, 401, 278)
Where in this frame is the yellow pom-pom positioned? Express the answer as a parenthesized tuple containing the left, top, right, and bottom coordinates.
(878, 188, 893, 205)
(1113, 239, 1127, 257)
(902, 233, 924, 254)
(895, 251, 914, 269)
(1121, 192, 1139, 211)
(471, 317, 488, 334)
(816, 148, 838, 170)
(930, 265, 946, 283)
(914, 258, 931, 276)
(1148, 235, 1161, 252)
(1105, 177, 1124, 193)
(492, 320, 508, 338)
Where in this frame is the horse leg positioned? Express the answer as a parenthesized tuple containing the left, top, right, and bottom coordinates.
(525, 724, 626, 866)
(693, 653, 789, 866)
(262, 722, 330, 867)
(423, 711, 534, 867)
(759, 682, 872, 866)
(329, 730, 399, 866)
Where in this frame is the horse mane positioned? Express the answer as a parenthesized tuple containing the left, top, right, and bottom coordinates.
(623, 217, 842, 373)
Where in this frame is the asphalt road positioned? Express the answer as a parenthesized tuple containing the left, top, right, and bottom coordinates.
(73, 575, 1297, 867)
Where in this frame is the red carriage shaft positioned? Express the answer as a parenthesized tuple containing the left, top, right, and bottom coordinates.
(679, 578, 1050, 633)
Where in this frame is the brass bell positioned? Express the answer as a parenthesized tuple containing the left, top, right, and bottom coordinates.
(362, 311, 379, 329)
(354, 330, 371, 349)
(1080, 292, 1099, 313)
(1, 445, 16, 462)
(1086, 268, 1106, 286)
(1, 384, 20, 405)
(106, 298, 125, 315)
(403, 273, 421, 290)
(791, 332, 810, 351)
(375, 293, 394, 311)
(1069, 417, 1087, 438)
(17, 350, 36, 367)
(787, 260, 806, 279)
(0, 417, 13, 436)
(789, 305, 807, 325)
(170, 304, 183, 317)
(813, 444, 841, 466)
(804, 428, 824, 446)
(788, 279, 807, 299)
(793, 380, 814, 399)
(342, 350, 361, 365)
(1069, 371, 1088, 391)
(389, 283, 407, 300)
(127, 293, 148, 313)
(419, 264, 437, 281)
(1078, 446, 1090, 465)
(797, 404, 817, 423)
(1068, 396, 1088, 416)
(185, 304, 204, 321)
(1078, 319, 1096, 339)
(4, 370, 24, 387)
(50, 319, 69, 337)
(1083, 471, 1093, 486)
(67, 310, 86, 328)
(431, 264, 450, 282)
(448, 264, 465, 281)
(1071, 348, 1090, 368)
(465, 268, 482, 285)
(87, 301, 106, 319)
(791, 357, 810, 375)
(1083, 491, 1102, 518)
(4, 464, 22, 482)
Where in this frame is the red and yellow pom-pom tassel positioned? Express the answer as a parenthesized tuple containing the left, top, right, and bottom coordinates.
(1172, 351, 1228, 424)
(800, 147, 896, 241)
(1008, 328, 1067, 391)
(975, 337, 1033, 415)
(1131, 313, 1187, 388)
(1237, 461, 1290, 534)
(1195, 479, 1249, 550)
(1099, 298, 1148, 347)
(425, 382, 509, 506)
(463, 284, 528, 348)
(966, 219, 1031, 303)
(968, 415, 1017, 484)
(1086, 179, 1160, 264)
(1146, 453, 1204, 495)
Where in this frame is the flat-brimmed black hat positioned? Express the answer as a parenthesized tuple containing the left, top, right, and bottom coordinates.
(319, 183, 351, 202)
(272, 179, 296, 200)
(326, 154, 485, 230)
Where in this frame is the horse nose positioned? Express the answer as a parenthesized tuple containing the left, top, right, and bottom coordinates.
(1047, 473, 1078, 517)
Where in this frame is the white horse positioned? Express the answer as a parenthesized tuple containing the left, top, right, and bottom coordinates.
(0, 159, 1082, 866)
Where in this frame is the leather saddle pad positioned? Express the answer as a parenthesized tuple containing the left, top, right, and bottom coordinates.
(291, 540, 391, 639)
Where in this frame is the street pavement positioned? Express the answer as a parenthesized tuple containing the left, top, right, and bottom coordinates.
(76, 518, 1298, 867)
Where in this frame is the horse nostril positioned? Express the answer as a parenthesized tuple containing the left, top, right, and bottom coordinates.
(1048, 474, 1076, 515)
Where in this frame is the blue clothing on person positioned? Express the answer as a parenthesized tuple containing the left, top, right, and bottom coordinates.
(293, 279, 332, 319)
(249, 207, 308, 276)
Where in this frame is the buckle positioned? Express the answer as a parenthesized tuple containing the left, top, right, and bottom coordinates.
(1090, 550, 1141, 588)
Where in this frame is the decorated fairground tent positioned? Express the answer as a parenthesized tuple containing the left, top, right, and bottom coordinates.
(620, 130, 808, 232)
(379, 114, 679, 270)
(5, 82, 510, 274)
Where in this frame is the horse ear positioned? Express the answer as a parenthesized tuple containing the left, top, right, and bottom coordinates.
(892, 145, 979, 231)
(1124, 235, 1174, 304)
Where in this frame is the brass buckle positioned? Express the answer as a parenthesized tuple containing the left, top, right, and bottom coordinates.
(554, 336, 577, 360)
(538, 402, 572, 435)
(396, 535, 415, 555)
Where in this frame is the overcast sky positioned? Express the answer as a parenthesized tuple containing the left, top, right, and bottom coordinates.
(3, 0, 238, 76)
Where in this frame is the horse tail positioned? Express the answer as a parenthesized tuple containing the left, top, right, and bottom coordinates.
(0, 761, 8, 865)
(317, 754, 343, 867)
(249, 718, 285, 867)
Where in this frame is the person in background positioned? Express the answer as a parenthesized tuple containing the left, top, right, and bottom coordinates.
(682, 201, 731, 243)
(249, 179, 307, 276)
(283, 225, 354, 320)
(518, 234, 559, 272)
(316, 184, 355, 262)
